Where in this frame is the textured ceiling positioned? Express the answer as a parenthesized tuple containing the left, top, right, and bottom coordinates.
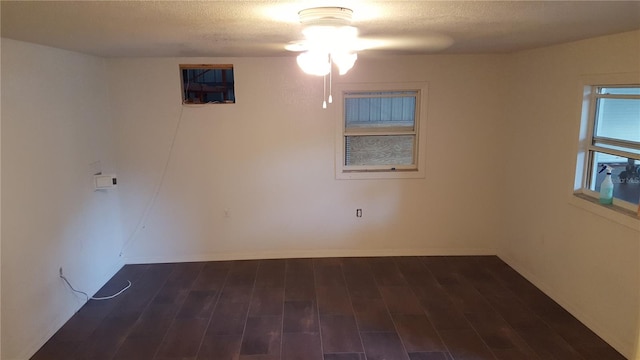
(1, 1, 639, 57)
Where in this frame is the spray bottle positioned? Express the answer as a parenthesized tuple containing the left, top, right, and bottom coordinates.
(598, 165, 614, 205)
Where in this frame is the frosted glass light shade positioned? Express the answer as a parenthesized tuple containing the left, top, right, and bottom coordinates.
(332, 52, 358, 75)
(297, 51, 330, 76)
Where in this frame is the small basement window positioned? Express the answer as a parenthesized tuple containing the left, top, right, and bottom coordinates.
(180, 64, 235, 104)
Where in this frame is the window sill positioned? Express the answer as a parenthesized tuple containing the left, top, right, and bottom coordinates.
(569, 192, 640, 231)
(336, 169, 425, 180)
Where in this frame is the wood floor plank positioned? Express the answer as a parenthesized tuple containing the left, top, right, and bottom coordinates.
(112, 335, 163, 360)
(155, 317, 209, 359)
(438, 328, 495, 360)
(319, 314, 363, 353)
(240, 316, 282, 357)
(197, 334, 242, 360)
(282, 332, 323, 360)
(206, 301, 250, 336)
(392, 314, 446, 352)
(283, 300, 318, 333)
(323, 354, 366, 360)
(248, 286, 284, 316)
(350, 298, 395, 332)
(360, 332, 410, 360)
(379, 286, 423, 314)
(285, 259, 315, 301)
(316, 285, 353, 316)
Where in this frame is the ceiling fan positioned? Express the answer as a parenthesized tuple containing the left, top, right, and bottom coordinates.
(284, 6, 454, 77)
(284, 7, 362, 76)
(283, 6, 453, 108)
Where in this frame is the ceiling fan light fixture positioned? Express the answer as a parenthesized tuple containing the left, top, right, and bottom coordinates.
(296, 51, 330, 76)
(291, 7, 360, 107)
(332, 52, 358, 75)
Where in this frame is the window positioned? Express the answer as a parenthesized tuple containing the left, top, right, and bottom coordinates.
(180, 64, 235, 104)
(335, 83, 428, 179)
(575, 84, 640, 209)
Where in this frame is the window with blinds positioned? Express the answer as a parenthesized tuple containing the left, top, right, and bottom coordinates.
(343, 91, 419, 170)
(339, 84, 423, 177)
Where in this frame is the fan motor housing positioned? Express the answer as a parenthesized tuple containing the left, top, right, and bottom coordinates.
(298, 7, 353, 27)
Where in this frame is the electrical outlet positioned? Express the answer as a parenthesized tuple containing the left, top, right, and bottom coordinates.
(356, 209, 362, 217)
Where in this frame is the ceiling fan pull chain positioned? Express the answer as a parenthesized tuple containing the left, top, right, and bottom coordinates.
(322, 73, 327, 109)
(328, 54, 333, 104)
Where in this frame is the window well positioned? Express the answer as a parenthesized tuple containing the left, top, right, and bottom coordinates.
(180, 64, 235, 104)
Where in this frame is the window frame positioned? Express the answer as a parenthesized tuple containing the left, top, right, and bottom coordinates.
(574, 74, 640, 215)
(334, 82, 428, 180)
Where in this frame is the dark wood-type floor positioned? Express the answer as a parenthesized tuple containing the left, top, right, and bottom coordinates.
(32, 256, 626, 360)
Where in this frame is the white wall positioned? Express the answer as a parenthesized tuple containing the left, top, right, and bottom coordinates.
(108, 54, 506, 264)
(0, 39, 124, 359)
(499, 30, 640, 358)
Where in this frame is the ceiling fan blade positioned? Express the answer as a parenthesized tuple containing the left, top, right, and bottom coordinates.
(358, 33, 454, 53)
(284, 41, 308, 52)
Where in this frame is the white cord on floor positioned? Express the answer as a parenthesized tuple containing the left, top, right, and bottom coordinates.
(91, 280, 132, 300)
(60, 274, 131, 301)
